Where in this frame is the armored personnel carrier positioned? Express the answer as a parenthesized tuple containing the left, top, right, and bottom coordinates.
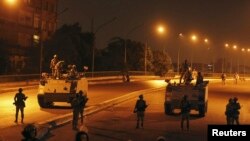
(37, 73, 88, 108)
(164, 80, 209, 117)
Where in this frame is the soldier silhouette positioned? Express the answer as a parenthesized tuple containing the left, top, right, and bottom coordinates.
(79, 90, 88, 124)
(180, 59, 190, 84)
(71, 94, 81, 130)
(180, 95, 191, 131)
(134, 95, 148, 129)
(232, 97, 241, 125)
(14, 88, 28, 123)
(50, 54, 59, 78)
(225, 98, 233, 125)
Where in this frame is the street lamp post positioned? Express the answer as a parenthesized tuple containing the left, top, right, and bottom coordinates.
(177, 33, 184, 74)
(91, 17, 117, 77)
(190, 34, 197, 68)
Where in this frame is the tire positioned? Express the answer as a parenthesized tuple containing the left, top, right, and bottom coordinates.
(37, 94, 53, 108)
(165, 103, 173, 115)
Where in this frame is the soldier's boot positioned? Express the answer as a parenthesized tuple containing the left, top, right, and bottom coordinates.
(21, 118, 24, 124)
(136, 121, 139, 129)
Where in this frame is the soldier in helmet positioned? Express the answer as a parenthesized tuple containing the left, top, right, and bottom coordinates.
(180, 95, 191, 131)
(21, 124, 39, 141)
(134, 94, 148, 129)
(71, 94, 81, 130)
(14, 88, 28, 123)
(78, 90, 88, 124)
(50, 54, 59, 78)
(232, 97, 241, 125)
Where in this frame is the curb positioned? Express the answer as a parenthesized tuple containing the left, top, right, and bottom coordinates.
(35, 87, 165, 139)
(0, 77, 160, 94)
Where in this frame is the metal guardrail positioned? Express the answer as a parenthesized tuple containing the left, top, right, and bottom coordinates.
(0, 71, 249, 83)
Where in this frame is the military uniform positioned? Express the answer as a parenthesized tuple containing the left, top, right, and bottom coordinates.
(14, 88, 27, 123)
(232, 97, 241, 125)
(71, 95, 81, 130)
(79, 91, 88, 124)
(180, 59, 190, 84)
(134, 95, 148, 128)
(50, 55, 59, 78)
(225, 98, 233, 125)
(180, 95, 191, 131)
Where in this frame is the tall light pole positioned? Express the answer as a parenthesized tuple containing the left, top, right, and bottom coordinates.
(91, 17, 117, 77)
(177, 33, 184, 74)
(124, 23, 144, 64)
(190, 34, 198, 68)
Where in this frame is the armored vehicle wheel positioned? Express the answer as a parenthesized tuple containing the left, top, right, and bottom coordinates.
(165, 103, 173, 115)
(38, 94, 53, 108)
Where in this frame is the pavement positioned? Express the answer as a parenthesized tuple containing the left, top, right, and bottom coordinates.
(0, 77, 247, 141)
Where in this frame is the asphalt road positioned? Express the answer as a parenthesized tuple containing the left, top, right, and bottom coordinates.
(0, 80, 166, 129)
(39, 81, 250, 141)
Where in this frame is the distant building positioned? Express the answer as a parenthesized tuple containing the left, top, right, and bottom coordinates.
(0, 0, 57, 74)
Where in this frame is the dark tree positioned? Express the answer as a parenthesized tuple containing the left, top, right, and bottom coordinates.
(43, 23, 94, 72)
(152, 50, 172, 76)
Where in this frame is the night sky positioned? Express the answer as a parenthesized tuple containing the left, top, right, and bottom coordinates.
(58, 0, 250, 64)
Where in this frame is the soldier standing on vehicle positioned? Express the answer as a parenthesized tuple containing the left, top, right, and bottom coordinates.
(14, 88, 28, 123)
(180, 59, 190, 84)
(50, 54, 59, 78)
(225, 98, 233, 125)
(79, 90, 88, 124)
(71, 94, 81, 130)
(180, 95, 191, 131)
(195, 72, 204, 87)
(232, 97, 241, 125)
(134, 95, 148, 129)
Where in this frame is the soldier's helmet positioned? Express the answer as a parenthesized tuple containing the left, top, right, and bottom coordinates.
(139, 94, 143, 99)
(53, 54, 58, 58)
(233, 97, 238, 102)
(156, 136, 167, 141)
(21, 124, 37, 139)
(79, 90, 83, 95)
(18, 88, 23, 92)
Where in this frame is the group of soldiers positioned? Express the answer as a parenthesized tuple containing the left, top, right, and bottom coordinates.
(225, 97, 241, 125)
(50, 54, 80, 80)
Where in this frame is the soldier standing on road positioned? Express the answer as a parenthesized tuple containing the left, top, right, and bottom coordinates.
(71, 94, 81, 130)
(225, 98, 233, 125)
(134, 95, 148, 129)
(50, 54, 59, 78)
(180, 95, 191, 131)
(221, 73, 226, 85)
(232, 97, 241, 125)
(14, 88, 28, 123)
(79, 90, 88, 124)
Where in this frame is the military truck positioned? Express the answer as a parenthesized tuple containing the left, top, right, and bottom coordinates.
(164, 80, 209, 117)
(37, 74, 88, 108)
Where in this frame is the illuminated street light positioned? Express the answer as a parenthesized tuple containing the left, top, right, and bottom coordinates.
(157, 25, 165, 34)
(247, 48, 250, 52)
(191, 34, 197, 42)
(204, 38, 208, 43)
(225, 43, 229, 48)
(5, 0, 17, 5)
(233, 45, 237, 50)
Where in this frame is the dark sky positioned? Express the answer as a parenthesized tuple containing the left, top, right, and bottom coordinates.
(58, 0, 250, 64)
